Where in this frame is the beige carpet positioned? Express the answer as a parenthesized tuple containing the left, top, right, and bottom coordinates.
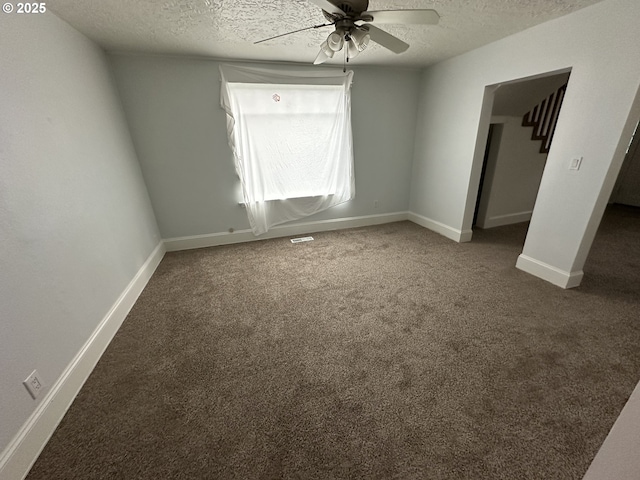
(27, 204, 640, 479)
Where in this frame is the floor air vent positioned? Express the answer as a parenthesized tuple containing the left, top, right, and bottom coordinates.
(290, 236, 314, 244)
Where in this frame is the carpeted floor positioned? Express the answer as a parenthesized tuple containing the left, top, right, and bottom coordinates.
(27, 204, 640, 480)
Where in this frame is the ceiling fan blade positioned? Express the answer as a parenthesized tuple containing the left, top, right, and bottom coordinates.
(365, 25, 409, 54)
(362, 9, 440, 25)
(306, 0, 345, 16)
(254, 22, 333, 44)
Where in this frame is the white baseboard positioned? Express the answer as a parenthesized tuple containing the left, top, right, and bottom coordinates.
(164, 212, 410, 251)
(0, 241, 166, 480)
(516, 254, 583, 289)
(407, 212, 472, 243)
(477, 211, 533, 229)
(582, 380, 640, 480)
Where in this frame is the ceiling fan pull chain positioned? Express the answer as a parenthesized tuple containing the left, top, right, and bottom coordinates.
(343, 39, 347, 72)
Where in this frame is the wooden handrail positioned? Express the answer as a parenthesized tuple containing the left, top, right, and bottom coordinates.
(522, 84, 567, 154)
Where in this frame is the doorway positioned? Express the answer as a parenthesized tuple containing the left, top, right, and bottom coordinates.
(610, 120, 640, 207)
(472, 71, 571, 231)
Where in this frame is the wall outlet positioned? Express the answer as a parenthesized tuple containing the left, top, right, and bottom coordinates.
(23, 370, 44, 399)
(374, 200, 379, 209)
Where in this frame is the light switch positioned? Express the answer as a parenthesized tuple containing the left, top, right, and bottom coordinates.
(569, 157, 582, 170)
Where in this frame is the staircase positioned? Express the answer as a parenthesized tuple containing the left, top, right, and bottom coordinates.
(522, 83, 567, 154)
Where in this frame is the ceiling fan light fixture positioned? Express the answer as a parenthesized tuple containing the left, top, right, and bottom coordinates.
(321, 40, 335, 57)
(327, 31, 345, 52)
(346, 38, 361, 59)
(350, 28, 370, 52)
(314, 40, 335, 64)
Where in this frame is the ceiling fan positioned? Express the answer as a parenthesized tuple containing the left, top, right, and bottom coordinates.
(255, 0, 440, 64)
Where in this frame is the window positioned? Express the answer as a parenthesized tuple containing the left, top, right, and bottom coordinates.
(227, 83, 346, 201)
(220, 65, 354, 235)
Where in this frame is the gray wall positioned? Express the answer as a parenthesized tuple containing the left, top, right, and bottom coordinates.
(109, 55, 422, 239)
(410, 0, 640, 284)
(0, 13, 160, 454)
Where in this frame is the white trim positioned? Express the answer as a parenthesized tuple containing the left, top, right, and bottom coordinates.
(477, 211, 533, 229)
(0, 242, 166, 480)
(516, 254, 583, 288)
(407, 212, 472, 243)
(582, 380, 640, 480)
(163, 212, 409, 251)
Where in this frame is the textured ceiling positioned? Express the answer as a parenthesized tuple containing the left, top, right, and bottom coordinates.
(48, 0, 603, 68)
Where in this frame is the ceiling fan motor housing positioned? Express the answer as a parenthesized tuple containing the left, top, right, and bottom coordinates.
(335, 18, 356, 33)
(335, 0, 369, 15)
(325, 0, 369, 36)
(324, 0, 369, 19)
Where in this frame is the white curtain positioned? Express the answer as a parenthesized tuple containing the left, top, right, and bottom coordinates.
(220, 64, 355, 236)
